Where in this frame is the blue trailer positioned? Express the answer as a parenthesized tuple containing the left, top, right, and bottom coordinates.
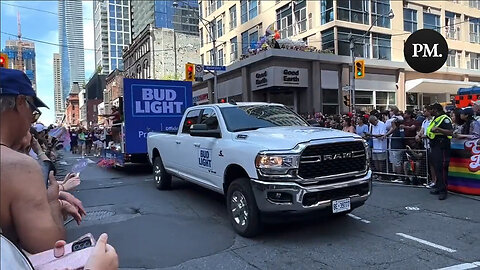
(104, 78, 193, 166)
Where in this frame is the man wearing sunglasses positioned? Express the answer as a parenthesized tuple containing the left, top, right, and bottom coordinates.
(0, 68, 66, 253)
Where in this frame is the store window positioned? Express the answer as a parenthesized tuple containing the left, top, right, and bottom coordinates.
(276, 4, 293, 38)
(231, 37, 238, 61)
(372, 33, 391, 60)
(337, 0, 369, 25)
(321, 0, 334, 24)
(355, 90, 373, 106)
(218, 48, 224, 66)
(372, 0, 391, 28)
(241, 31, 248, 54)
(230, 5, 237, 30)
(375, 92, 396, 111)
(338, 27, 369, 57)
(241, 0, 258, 24)
(321, 28, 335, 52)
(295, 0, 307, 33)
(322, 89, 339, 115)
(469, 17, 480, 43)
(217, 19, 223, 37)
(467, 52, 480, 69)
(424, 13, 440, 32)
(403, 8, 417, 33)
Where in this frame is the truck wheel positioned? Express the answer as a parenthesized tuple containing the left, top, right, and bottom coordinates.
(153, 156, 172, 190)
(226, 178, 261, 237)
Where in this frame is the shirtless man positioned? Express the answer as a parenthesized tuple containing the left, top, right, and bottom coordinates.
(0, 68, 65, 253)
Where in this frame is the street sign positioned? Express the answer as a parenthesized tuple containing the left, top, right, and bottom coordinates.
(203, 65, 226, 71)
(195, 64, 204, 73)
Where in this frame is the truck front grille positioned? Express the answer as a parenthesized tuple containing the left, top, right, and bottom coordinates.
(298, 141, 366, 179)
(302, 182, 370, 207)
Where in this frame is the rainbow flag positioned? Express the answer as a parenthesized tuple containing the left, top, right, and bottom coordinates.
(448, 139, 480, 195)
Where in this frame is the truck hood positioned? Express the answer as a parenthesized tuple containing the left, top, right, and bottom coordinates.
(233, 126, 361, 151)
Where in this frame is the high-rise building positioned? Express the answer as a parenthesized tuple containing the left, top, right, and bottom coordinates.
(131, 0, 199, 39)
(94, 0, 131, 74)
(2, 40, 36, 90)
(53, 53, 64, 123)
(58, 0, 85, 101)
(195, 0, 480, 112)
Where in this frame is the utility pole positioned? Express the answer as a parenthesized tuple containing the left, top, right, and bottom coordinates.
(349, 37, 356, 114)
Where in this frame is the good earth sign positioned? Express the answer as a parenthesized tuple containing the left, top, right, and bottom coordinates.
(124, 79, 193, 154)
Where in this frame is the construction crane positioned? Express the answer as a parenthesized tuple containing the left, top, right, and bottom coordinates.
(15, 11, 24, 71)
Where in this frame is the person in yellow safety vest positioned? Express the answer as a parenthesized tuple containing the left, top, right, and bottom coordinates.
(426, 103, 453, 200)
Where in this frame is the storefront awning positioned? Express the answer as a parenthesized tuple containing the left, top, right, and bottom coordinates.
(405, 79, 478, 94)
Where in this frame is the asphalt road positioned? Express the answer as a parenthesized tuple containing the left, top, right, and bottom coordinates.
(59, 152, 480, 270)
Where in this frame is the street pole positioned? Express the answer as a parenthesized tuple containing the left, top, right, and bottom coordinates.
(213, 38, 218, 103)
(350, 38, 356, 114)
(174, 29, 178, 79)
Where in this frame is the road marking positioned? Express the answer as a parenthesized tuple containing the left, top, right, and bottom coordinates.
(347, 213, 371, 224)
(405, 206, 420, 211)
(436, 262, 480, 270)
(396, 233, 457, 253)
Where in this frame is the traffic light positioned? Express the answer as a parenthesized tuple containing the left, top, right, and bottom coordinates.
(343, 95, 351, 107)
(185, 63, 195, 81)
(0, 53, 8, 68)
(354, 59, 365, 79)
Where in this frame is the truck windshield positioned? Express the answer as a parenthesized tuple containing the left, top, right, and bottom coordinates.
(220, 105, 309, 132)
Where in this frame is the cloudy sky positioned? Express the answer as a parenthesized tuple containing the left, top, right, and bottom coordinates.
(1, 1, 95, 125)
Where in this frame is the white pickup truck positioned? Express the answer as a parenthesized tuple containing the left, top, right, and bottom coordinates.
(147, 102, 371, 236)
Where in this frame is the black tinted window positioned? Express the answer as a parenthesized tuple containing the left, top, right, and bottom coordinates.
(200, 108, 219, 130)
(220, 105, 309, 132)
(182, 110, 201, 133)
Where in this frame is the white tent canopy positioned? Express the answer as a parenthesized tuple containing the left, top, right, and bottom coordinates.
(405, 79, 478, 94)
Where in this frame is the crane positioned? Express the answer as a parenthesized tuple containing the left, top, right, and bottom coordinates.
(15, 11, 24, 71)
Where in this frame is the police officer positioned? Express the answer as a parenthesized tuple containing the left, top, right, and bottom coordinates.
(426, 103, 453, 200)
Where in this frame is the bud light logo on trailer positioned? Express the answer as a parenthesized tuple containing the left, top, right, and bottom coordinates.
(124, 79, 193, 154)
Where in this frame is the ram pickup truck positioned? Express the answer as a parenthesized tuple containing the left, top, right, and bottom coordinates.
(147, 102, 371, 236)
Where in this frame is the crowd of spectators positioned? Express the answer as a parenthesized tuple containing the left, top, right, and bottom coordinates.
(301, 102, 480, 185)
(0, 68, 118, 269)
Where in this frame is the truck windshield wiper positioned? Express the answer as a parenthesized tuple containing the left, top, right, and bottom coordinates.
(233, 127, 262, 132)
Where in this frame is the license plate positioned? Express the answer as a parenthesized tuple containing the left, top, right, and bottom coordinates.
(332, 198, 351, 213)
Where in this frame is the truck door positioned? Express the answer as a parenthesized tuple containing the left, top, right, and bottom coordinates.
(193, 108, 223, 188)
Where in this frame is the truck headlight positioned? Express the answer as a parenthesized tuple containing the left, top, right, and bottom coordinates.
(255, 154, 300, 175)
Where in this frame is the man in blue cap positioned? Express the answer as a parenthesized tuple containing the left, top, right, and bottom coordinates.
(0, 68, 66, 253)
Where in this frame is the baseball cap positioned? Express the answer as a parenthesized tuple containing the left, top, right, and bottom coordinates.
(34, 123, 47, 132)
(460, 107, 474, 115)
(0, 68, 48, 108)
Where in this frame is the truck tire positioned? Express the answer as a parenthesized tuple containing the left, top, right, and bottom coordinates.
(226, 178, 261, 237)
(153, 156, 172, 190)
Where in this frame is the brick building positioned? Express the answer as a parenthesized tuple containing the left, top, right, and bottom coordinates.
(65, 82, 80, 127)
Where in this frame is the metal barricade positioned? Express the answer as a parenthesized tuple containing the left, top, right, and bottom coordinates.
(369, 136, 431, 185)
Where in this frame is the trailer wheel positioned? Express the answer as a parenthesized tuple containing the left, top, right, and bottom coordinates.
(226, 178, 261, 237)
(153, 156, 172, 190)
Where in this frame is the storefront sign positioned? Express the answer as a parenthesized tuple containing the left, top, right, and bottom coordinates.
(251, 67, 308, 91)
(193, 87, 209, 104)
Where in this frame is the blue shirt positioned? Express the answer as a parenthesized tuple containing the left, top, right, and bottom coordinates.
(356, 124, 369, 137)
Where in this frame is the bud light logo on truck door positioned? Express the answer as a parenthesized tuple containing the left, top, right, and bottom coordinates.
(124, 79, 193, 154)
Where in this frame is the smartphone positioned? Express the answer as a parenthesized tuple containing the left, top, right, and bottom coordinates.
(28, 233, 96, 269)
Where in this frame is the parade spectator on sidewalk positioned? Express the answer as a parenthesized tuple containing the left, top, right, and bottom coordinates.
(356, 117, 369, 138)
(451, 108, 464, 135)
(385, 118, 406, 177)
(400, 110, 418, 148)
(416, 105, 436, 188)
(427, 103, 453, 200)
(368, 116, 387, 175)
(454, 107, 480, 140)
(0, 68, 65, 253)
(473, 100, 480, 121)
(342, 118, 356, 133)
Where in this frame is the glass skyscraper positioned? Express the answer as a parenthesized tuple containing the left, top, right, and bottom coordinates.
(131, 0, 199, 39)
(58, 0, 85, 100)
(94, 0, 131, 74)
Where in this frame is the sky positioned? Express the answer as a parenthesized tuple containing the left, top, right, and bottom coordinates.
(1, 0, 95, 125)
